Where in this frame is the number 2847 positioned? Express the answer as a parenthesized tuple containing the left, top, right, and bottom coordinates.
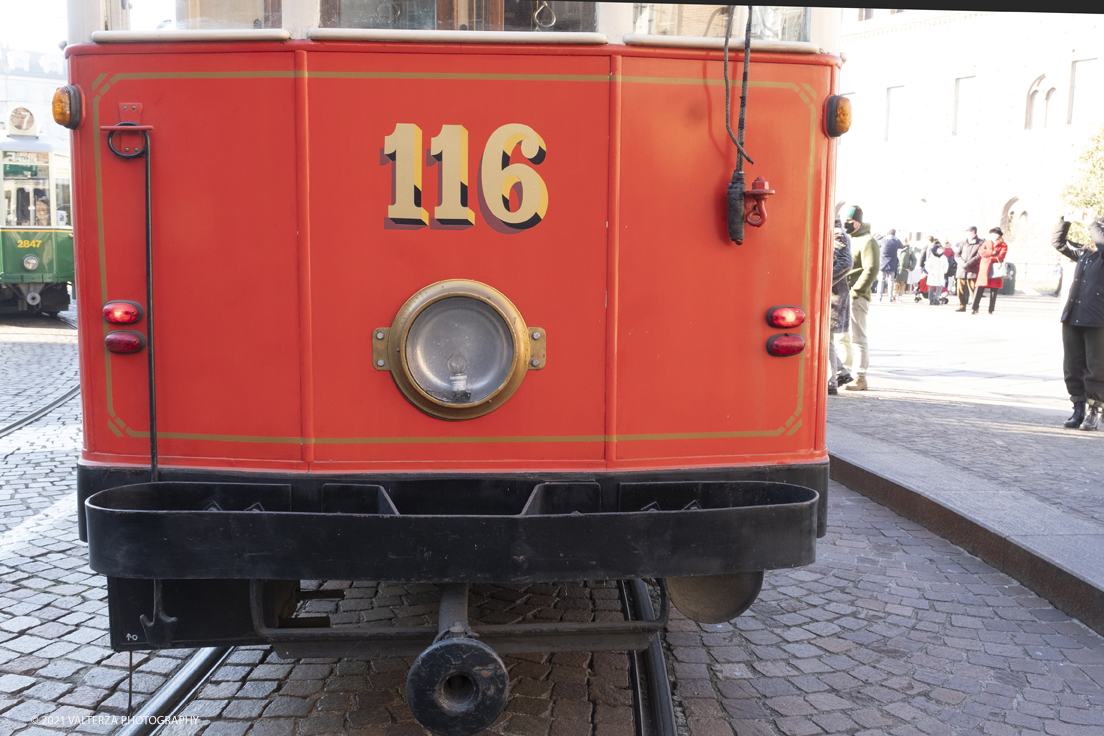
(384, 123, 547, 231)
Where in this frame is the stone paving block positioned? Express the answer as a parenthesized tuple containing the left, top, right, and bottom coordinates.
(279, 679, 325, 698)
(0, 619, 39, 635)
(1, 700, 53, 724)
(0, 675, 35, 694)
(263, 696, 314, 718)
(220, 699, 268, 720)
(199, 723, 249, 736)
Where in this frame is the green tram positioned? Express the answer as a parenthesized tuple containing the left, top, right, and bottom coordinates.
(1, 125, 74, 316)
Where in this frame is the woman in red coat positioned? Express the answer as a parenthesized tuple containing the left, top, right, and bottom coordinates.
(971, 227, 1009, 314)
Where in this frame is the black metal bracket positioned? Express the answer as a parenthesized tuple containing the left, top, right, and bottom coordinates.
(138, 579, 177, 649)
(246, 578, 669, 660)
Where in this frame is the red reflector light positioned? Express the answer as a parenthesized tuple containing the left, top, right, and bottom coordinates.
(103, 300, 144, 324)
(105, 330, 146, 354)
(767, 334, 805, 357)
(767, 306, 806, 329)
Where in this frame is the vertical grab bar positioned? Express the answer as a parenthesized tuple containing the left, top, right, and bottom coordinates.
(103, 122, 158, 482)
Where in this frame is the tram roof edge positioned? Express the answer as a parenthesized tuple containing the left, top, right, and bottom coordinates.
(91, 29, 293, 43)
(306, 29, 610, 44)
(622, 35, 820, 54)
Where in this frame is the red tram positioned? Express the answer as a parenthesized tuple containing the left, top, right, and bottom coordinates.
(58, 2, 847, 731)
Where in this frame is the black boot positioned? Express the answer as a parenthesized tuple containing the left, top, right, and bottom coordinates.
(1081, 404, 1101, 431)
(1064, 401, 1086, 429)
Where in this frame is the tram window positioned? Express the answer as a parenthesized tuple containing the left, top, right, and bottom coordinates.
(35, 193, 51, 227)
(56, 179, 71, 228)
(2, 152, 50, 227)
(125, 0, 283, 31)
(631, 5, 809, 41)
(320, 0, 596, 32)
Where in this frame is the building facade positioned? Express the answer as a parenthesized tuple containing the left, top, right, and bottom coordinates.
(836, 10, 1104, 280)
(1, 46, 68, 147)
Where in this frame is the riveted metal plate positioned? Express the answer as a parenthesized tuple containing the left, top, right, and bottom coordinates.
(527, 326, 546, 370)
(371, 327, 390, 370)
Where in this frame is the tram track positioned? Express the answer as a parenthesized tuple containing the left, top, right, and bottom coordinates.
(0, 313, 80, 440)
(116, 648, 233, 736)
(125, 579, 677, 736)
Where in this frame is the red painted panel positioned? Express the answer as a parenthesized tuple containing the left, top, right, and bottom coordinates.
(305, 53, 609, 465)
(70, 51, 304, 464)
(68, 43, 836, 475)
(614, 56, 832, 463)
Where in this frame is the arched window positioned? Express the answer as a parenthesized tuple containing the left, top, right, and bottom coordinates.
(1000, 197, 1020, 236)
(1025, 75, 1046, 130)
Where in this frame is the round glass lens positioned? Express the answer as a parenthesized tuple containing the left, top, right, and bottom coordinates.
(405, 297, 515, 405)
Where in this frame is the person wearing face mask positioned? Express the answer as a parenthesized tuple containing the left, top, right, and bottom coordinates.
(969, 228, 1008, 314)
(836, 205, 878, 391)
(1053, 212, 1104, 431)
(924, 242, 949, 306)
(828, 219, 853, 395)
(954, 226, 984, 312)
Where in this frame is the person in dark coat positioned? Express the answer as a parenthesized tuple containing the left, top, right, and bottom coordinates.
(1053, 213, 1104, 430)
(840, 205, 878, 391)
(828, 220, 853, 395)
(954, 227, 984, 312)
(876, 228, 904, 302)
(894, 241, 916, 300)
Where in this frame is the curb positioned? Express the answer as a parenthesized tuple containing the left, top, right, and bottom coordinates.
(829, 452, 1104, 639)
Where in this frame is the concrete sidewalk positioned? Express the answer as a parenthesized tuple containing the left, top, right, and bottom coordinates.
(826, 293, 1104, 637)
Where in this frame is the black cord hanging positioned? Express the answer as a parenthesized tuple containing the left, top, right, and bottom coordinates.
(724, 6, 754, 244)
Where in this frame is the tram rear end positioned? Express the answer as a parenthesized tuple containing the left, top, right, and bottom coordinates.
(62, 2, 846, 732)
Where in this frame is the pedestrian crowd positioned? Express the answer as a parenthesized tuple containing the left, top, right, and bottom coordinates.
(827, 205, 1104, 433)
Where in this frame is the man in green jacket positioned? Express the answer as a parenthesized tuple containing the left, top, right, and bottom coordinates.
(837, 205, 878, 391)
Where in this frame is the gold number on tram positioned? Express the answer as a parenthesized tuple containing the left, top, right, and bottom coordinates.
(430, 125, 475, 227)
(383, 123, 429, 226)
(383, 123, 547, 231)
(480, 124, 548, 231)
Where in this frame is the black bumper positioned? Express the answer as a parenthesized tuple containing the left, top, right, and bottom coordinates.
(80, 463, 827, 583)
(88, 479, 816, 582)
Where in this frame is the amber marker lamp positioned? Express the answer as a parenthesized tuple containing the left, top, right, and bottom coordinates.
(52, 86, 82, 129)
(825, 95, 852, 138)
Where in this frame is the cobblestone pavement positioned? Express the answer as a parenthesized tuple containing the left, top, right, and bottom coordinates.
(827, 294, 1104, 529)
(0, 310, 81, 536)
(0, 399, 197, 736)
(0, 311, 80, 429)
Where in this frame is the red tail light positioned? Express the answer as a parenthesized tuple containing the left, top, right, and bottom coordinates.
(105, 330, 146, 353)
(767, 306, 806, 329)
(766, 334, 805, 357)
(103, 300, 144, 324)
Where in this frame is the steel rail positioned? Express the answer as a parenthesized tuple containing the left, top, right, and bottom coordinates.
(133, 581, 676, 736)
(0, 314, 80, 439)
(630, 579, 678, 736)
(117, 647, 233, 736)
(0, 385, 81, 439)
